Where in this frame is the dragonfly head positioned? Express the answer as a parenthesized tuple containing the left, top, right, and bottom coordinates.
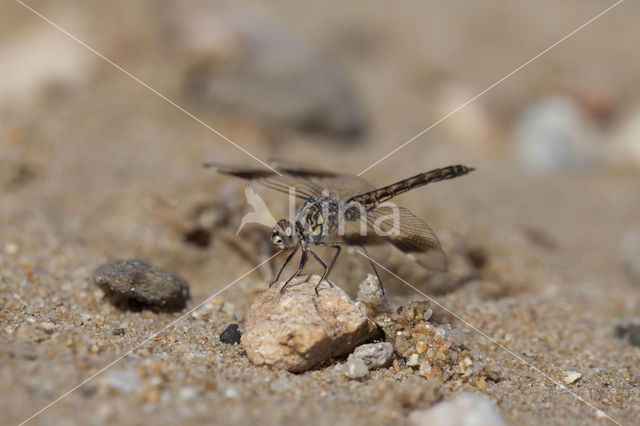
(271, 219, 298, 249)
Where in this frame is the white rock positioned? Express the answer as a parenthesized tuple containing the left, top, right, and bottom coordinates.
(406, 354, 420, 367)
(344, 358, 368, 379)
(563, 371, 582, 385)
(348, 342, 394, 370)
(409, 393, 507, 426)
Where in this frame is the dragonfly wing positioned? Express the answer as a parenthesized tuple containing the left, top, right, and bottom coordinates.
(361, 205, 448, 272)
(203, 163, 323, 200)
(267, 158, 375, 199)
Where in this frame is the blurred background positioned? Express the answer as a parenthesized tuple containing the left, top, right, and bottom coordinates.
(1, 0, 639, 424)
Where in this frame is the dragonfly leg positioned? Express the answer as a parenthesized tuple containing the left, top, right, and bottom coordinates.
(269, 246, 298, 287)
(315, 242, 345, 280)
(315, 242, 384, 294)
(358, 245, 385, 295)
(308, 249, 328, 295)
(326, 245, 341, 277)
(280, 249, 307, 293)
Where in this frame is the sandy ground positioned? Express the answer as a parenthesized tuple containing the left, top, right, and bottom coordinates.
(1, 1, 639, 425)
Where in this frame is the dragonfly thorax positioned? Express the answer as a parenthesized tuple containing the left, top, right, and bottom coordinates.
(295, 198, 341, 245)
(270, 219, 299, 249)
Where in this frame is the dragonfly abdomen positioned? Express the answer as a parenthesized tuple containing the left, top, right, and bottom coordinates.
(348, 165, 474, 210)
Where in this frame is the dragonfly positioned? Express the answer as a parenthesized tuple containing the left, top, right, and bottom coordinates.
(204, 160, 474, 293)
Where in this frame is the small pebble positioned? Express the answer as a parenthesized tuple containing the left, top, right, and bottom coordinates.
(344, 358, 369, 379)
(356, 274, 391, 318)
(418, 361, 432, 377)
(112, 328, 126, 336)
(563, 371, 582, 385)
(39, 322, 56, 334)
(91, 259, 190, 310)
(406, 354, 420, 367)
(348, 342, 394, 370)
(219, 324, 241, 345)
(398, 301, 432, 324)
(423, 309, 433, 321)
(459, 356, 473, 374)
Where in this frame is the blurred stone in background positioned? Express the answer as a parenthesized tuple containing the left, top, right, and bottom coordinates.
(432, 85, 493, 152)
(512, 94, 600, 175)
(164, 1, 368, 140)
(0, 18, 93, 108)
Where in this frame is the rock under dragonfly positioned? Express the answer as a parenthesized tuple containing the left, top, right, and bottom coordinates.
(241, 275, 382, 372)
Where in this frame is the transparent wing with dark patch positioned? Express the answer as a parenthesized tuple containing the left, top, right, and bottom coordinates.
(344, 204, 447, 272)
(203, 163, 323, 200)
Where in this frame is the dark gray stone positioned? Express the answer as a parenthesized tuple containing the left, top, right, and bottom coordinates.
(92, 259, 190, 310)
(220, 324, 241, 345)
